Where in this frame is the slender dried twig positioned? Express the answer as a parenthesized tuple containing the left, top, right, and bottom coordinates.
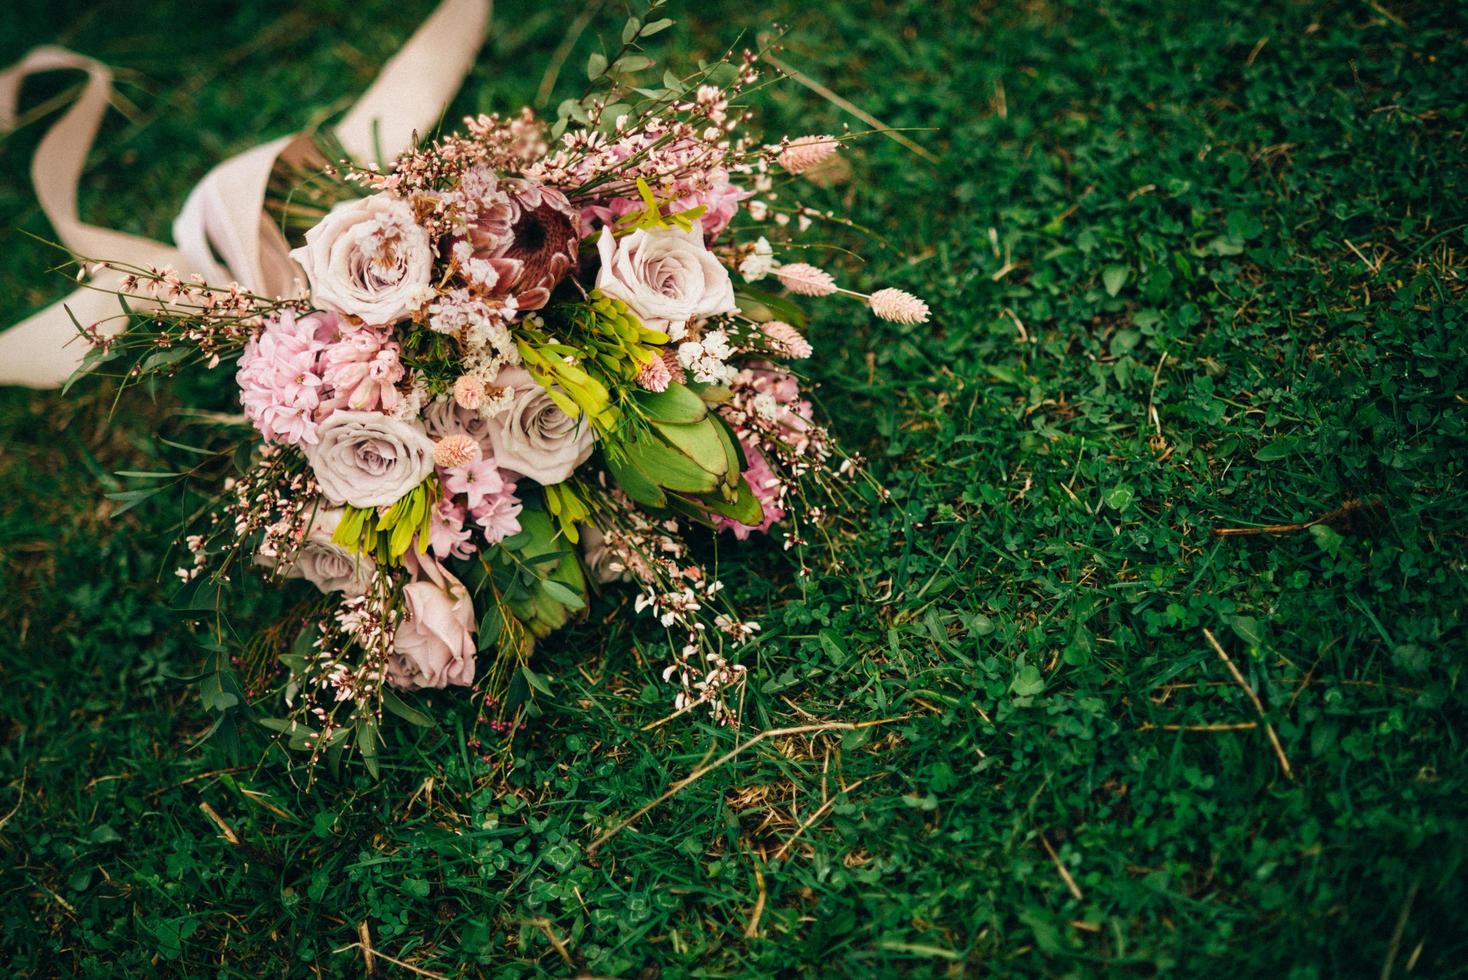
(1203, 629, 1294, 780)
(772, 776, 870, 861)
(1379, 881, 1419, 980)
(760, 49, 940, 164)
(1038, 831, 1084, 901)
(1138, 721, 1259, 732)
(743, 863, 767, 939)
(199, 801, 241, 845)
(0, 771, 26, 833)
(526, 917, 575, 967)
(1212, 498, 1377, 537)
(357, 922, 374, 976)
(332, 943, 448, 979)
(587, 717, 904, 855)
(534, 0, 606, 106)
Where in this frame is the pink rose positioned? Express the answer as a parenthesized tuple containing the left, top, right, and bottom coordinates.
(482, 367, 594, 485)
(595, 224, 737, 340)
(388, 569, 477, 690)
(305, 412, 436, 508)
(290, 194, 433, 326)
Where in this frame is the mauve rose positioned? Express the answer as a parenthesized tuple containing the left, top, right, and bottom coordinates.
(290, 194, 433, 326)
(422, 397, 494, 454)
(388, 570, 476, 690)
(595, 224, 737, 339)
(305, 411, 436, 508)
(483, 367, 594, 485)
(256, 507, 374, 596)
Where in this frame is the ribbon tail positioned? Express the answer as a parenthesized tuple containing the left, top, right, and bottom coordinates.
(0, 0, 492, 390)
(0, 281, 131, 388)
(336, 0, 493, 164)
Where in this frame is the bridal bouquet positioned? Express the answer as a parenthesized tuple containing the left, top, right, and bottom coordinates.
(70, 16, 927, 771)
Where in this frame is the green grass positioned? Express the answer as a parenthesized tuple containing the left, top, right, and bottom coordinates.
(3, 0, 1467, 974)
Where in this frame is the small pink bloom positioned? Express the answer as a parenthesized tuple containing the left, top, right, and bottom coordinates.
(236, 310, 339, 446)
(320, 327, 404, 413)
(428, 498, 476, 561)
(453, 375, 484, 410)
(443, 458, 511, 510)
(433, 433, 482, 468)
(637, 354, 672, 392)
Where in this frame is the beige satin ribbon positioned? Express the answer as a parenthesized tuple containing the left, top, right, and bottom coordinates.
(0, 0, 491, 388)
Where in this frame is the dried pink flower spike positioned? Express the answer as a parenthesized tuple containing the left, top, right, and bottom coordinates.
(869, 287, 931, 324)
(433, 433, 483, 468)
(779, 135, 838, 174)
(776, 263, 837, 297)
(660, 348, 688, 385)
(759, 320, 813, 359)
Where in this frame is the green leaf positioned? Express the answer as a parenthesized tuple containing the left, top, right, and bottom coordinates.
(355, 716, 380, 778)
(634, 382, 708, 423)
(587, 52, 608, 80)
(650, 417, 731, 479)
(1010, 664, 1046, 697)
(521, 665, 553, 696)
(1102, 264, 1130, 297)
(683, 475, 763, 526)
(1103, 485, 1135, 510)
(478, 600, 505, 648)
(1254, 437, 1301, 461)
(382, 689, 434, 728)
(1231, 615, 1264, 646)
(541, 578, 586, 611)
(623, 433, 721, 492)
(616, 55, 655, 73)
(605, 450, 667, 506)
(734, 285, 809, 328)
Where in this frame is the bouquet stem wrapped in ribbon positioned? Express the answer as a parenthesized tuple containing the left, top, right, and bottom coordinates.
(1, 0, 928, 774)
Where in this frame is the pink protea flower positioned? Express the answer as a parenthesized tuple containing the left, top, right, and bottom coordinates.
(433, 433, 482, 468)
(869, 287, 931, 324)
(236, 310, 339, 446)
(428, 498, 476, 560)
(778, 135, 838, 175)
(758, 320, 812, 359)
(320, 327, 405, 413)
(461, 172, 580, 311)
(715, 442, 785, 540)
(776, 263, 837, 297)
